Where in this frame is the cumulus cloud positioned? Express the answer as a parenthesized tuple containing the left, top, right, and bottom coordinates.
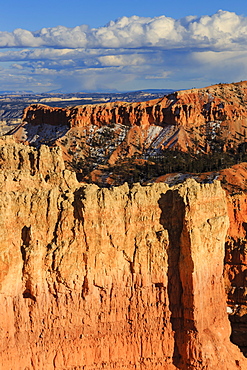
(0, 10, 247, 50)
(1, 10, 247, 92)
(98, 54, 146, 66)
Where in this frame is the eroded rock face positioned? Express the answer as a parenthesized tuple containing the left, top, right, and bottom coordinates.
(21, 81, 247, 130)
(18, 81, 247, 162)
(0, 139, 246, 369)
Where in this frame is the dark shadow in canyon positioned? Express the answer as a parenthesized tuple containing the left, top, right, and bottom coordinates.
(225, 240, 247, 357)
(158, 190, 185, 369)
(229, 313, 247, 357)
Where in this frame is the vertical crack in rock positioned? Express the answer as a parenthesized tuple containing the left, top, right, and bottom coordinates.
(28, 151, 36, 175)
(72, 188, 85, 223)
(122, 240, 138, 276)
(158, 190, 185, 368)
(72, 188, 89, 299)
(81, 252, 89, 299)
(18, 150, 24, 170)
(52, 197, 64, 246)
(21, 226, 36, 302)
(73, 188, 89, 250)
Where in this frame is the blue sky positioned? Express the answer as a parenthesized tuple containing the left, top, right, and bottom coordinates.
(0, 1, 247, 92)
(2, 1, 246, 31)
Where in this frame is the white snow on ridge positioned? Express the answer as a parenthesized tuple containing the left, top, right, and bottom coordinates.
(21, 123, 69, 146)
(146, 124, 178, 155)
(145, 125, 164, 146)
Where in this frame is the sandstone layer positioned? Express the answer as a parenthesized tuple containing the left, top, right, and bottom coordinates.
(0, 138, 246, 369)
(16, 81, 247, 164)
(21, 81, 247, 130)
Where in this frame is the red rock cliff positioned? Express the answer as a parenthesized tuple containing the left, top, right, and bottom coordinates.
(22, 81, 247, 128)
(19, 81, 247, 159)
(0, 138, 246, 369)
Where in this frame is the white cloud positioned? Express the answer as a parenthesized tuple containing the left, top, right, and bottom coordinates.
(11, 63, 23, 69)
(190, 50, 247, 83)
(0, 10, 247, 50)
(98, 54, 146, 66)
(1, 10, 247, 92)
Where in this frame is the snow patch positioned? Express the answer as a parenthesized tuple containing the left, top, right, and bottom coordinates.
(22, 123, 68, 146)
(145, 125, 178, 156)
(227, 306, 233, 314)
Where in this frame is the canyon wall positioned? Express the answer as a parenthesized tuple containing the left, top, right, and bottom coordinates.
(0, 138, 246, 369)
(22, 81, 247, 130)
(17, 81, 247, 163)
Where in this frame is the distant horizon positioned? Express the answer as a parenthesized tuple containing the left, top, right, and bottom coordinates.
(0, 87, 176, 95)
(0, 80, 245, 96)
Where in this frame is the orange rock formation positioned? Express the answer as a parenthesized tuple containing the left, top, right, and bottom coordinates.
(18, 81, 247, 161)
(0, 137, 246, 369)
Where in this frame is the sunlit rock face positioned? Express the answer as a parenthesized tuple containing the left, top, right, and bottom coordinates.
(17, 81, 247, 162)
(0, 138, 246, 369)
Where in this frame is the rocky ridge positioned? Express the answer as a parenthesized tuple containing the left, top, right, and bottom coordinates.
(16, 81, 247, 160)
(0, 137, 246, 369)
(7, 81, 247, 188)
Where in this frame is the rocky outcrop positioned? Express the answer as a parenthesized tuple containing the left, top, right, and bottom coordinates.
(22, 81, 247, 129)
(22, 105, 70, 127)
(0, 138, 246, 369)
(17, 81, 247, 161)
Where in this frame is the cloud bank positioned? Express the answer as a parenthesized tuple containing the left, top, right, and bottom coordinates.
(0, 10, 247, 92)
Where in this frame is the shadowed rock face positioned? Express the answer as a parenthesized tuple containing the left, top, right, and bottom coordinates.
(224, 191, 247, 357)
(0, 138, 246, 369)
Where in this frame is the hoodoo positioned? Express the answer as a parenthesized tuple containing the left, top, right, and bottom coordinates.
(0, 138, 246, 369)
